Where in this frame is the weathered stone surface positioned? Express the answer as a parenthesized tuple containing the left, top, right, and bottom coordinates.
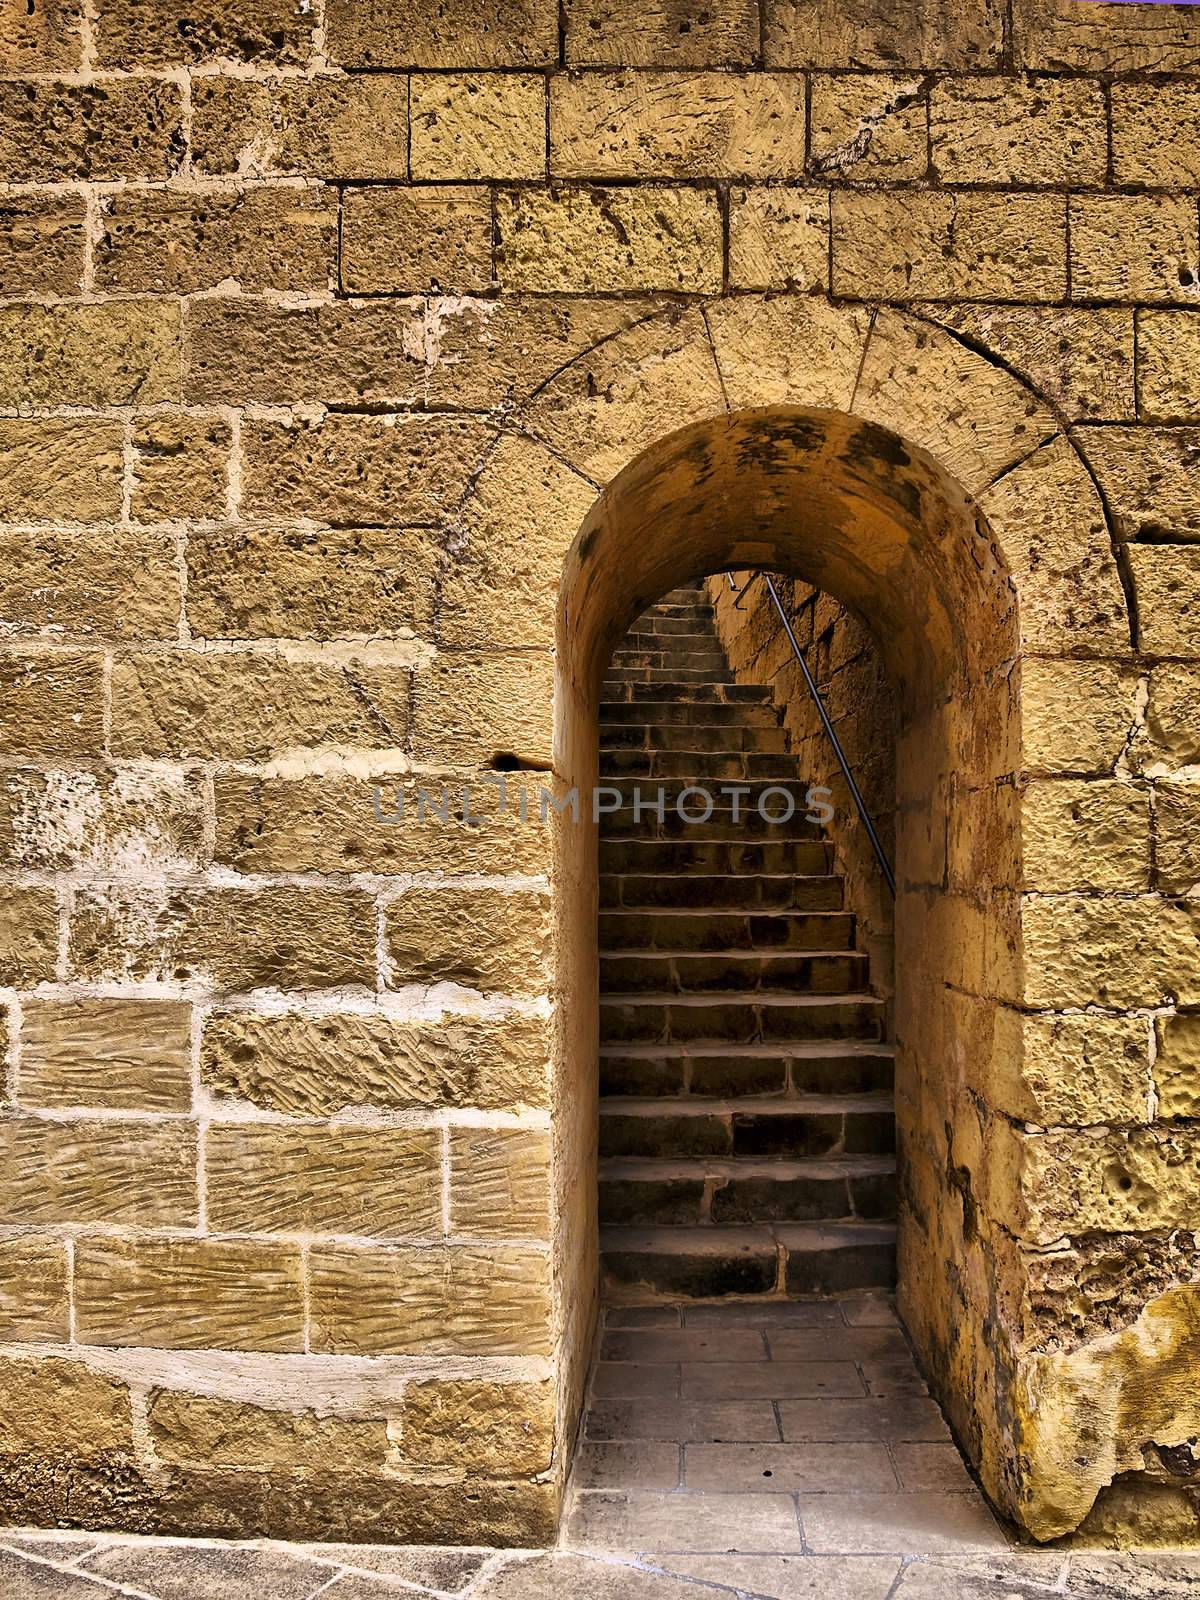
(341, 186, 493, 294)
(240, 413, 492, 524)
(308, 1243, 551, 1355)
(0, 651, 106, 759)
(68, 884, 376, 991)
(449, 1127, 551, 1238)
(0, 302, 180, 407)
(201, 1009, 552, 1116)
(186, 299, 426, 407)
(1001, 1125, 1200, 1243)
(0, 884, 57, 985)
(0, 79, 183, 181)
(1156, 1012, 1200, 1120)
(0, 1356, 131, 1455)
(0, 766, 205, 873)
(110, 651, 410, 759)
(1155, 781, 1200, 899)
(728, 187, 829, 290)
(1113, 81, 1200, 189)
(1013, 1011, 1151, 1128)
(401, 1379, 553, 1471)
(131, 417, 231, 523)
(19, 999, 192, 1112)
(412, 651, 554, 768)
(1019, 779, 1148, 892)
(0, 0, 81, 68)
(564, 0, 758, 66)
(0, 418, 124, 523)
(93, 0, 312, 67)
(1070, 196, 1200, 305)
(495, 187, 721, 293)
(1127, 546, 1200, 657)
(148, 1393, 389, 1470)
(1014, 0, 1200, 72)
(1020, 659, 1141, 775)
(1024, 1233, 1200, 1356)
(1074, 427, 1200, 547)
(932, 305, 1135, 421)
(765, 0, 1003, 68)
(809, 73, 927, 181)
(1018, 894, 1200, 1009)
(413, 73, 544, 180)
(192, 75, 409, 178)
(930, 76, 1106, 186)
(0, 1238, 68, 1342)
(387, 885, 551, 993)
(0, 529, 179, 639)
(1137, 312, 1200, 424)
(0, 1116, 196, 1227)
(706, 295, 871, 412)
(551, 72, 806, 178)
(0, 193, 85, 293)
(94, 186, 336, 293)
(74, 1239, 305, 1350)
(833, 190, 1067, 303)
(1135, 666, 1200, 774)
(326, 0, 558, 66)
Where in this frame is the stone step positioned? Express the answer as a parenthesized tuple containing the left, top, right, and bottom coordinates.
(598, 1094, 896, 1159)
(609, 649, 730, 672)
(598, 907, 849, 951)
(602, 682, 775, 706)
(599, 1222, 898, 1299)
(622, 626, 724, 648)
(598, 950, 870, 995)
(600, 750, 801, 779)
(599, 993, 885, 1045)
(599, 700, 780, 727)
(604, 665, 734, 686)
(599, 841, 837, 882)
(599, 1154, 897, 1227)
(600, 724, 789, 756)
(634, 612, 716, 633)
(598, 1041, 895, 1098)
(600, 806, 826, 841)
(600, 874, 843, 911)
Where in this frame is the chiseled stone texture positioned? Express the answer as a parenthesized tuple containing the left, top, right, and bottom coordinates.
(386, 885, 552, 994)
(192, 75, 410, 178)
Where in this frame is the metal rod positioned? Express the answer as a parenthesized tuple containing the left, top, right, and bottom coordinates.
(725, 570, 897, 899)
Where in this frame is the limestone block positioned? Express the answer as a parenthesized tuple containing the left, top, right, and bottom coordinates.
(0, 194, 86, 294)
(0, 1239, 68, 1343)
(0, 1357, 131, 1456)
(74, 1239, 305, 1351)
(68, 884, 377, 991)
(0, 529, 179, 639)
(978, 438, 1129, 652)
(386, 885, 551, 993)
(833, 190, 1067, 303)
(495, 187, 721, 293)
(94, 0, 311, 65)
(522, 307, 723, 484)
(1134, 666, 1200, 774)
(564, 0, 758, 66)
(551, 71, 806, 179)
(764, 0, 1003, 69)
(0, 79, 183, 181)
(1127, 546, 1200, 658)
(191, 75, 409, 178)
(728, 187, 830, 290)
(411, 651, 554, 768)
(0, 651, 105, 759)
(1014, 1011, 1151, 1127)
(110, 651, 410, 759)
(205, 1124, 443, 1238)
(0, 0, 80, 68)
(930, 76, 1106, 186)
(1137, 313, 1200, 423)
(326, 0, 558, 67)
(308, 1243, 551, 1355)
(1014, 0, 1200, 72)
(240, 413, 492, 523)
(19, 999, 192, 1112)
(0, 418, 124, 523)
(413, 73, 545, 180)
(441, 434, 596, 648)
(1024, 1232, 1200, 1353)
(187, 525, 437, 639)
(1113, 81, 1200, 188)
(1019, 779, 1149, 892)
(1156, 1012, 1200, 1120)
(400, 1379, 553, 1472)
(342, 186, 493, 293)
(0, 1116, 196, 1227)
(148, 1393, 389, 1470)
(1070, 196, 1200, 304)
(932, 305, 1134, 422)
(0, 884, 57, 985)
(1074, 428, 1200, 547)
(1003, 1125, 1200, 1243)
(1019, 659, 1140, 775)
(448, 1127, 552, 1238)
(1018, 894, 1200, 1009)
(809, 73, 927, 181)
(854, 313, 1056, 496)
(131, 417, 230, 522)
(706, 295, 871, 412)
(94, 186, 336, 294)
(0, 302, 180, 407)
(1156, 781, 1200, 898)
(0, 766, 206, 874)
(201, 1009, 552, 1116)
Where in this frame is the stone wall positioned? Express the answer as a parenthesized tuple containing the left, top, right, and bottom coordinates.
(0, 0, 1198, 1549)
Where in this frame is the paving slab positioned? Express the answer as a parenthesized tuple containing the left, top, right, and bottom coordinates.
(586, 1398, 782, 1442)
(566, 1490, 804, 1554)
(680, 1359, 865, 1399)
(779, 1396, 952, 1443)
(650, 1552, 903, 1599)
(799, 1493, 1008, 1556)
(574, 1443, 683, 1490)
(80, 1541, 333, 1599)
(685, 1442, 897, 1494)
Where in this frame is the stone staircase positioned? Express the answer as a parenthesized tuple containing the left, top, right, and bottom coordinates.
(598, 580, 897, 1300)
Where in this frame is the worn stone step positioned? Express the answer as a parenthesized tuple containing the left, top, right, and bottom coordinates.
(600, 724, 789, 756)
(599, 1155, 898, 1227)
(598, 906, 849, 951)
(600, 874, 843, 911)
(635, 614, 717, 634)
(778, 1223, 898, 1295)
(600, 750, 801, 779)
(599, 841, 835, 879)
(610, 648, 730, 670)
(599, 993, 886, 1045)
(598, 1041, 895, 1099)
(622, 626, 724, 648)
(604, 665, 734, 686)
(602, 682, 775, 706)
(599, 950, 870, 996)
(599, 805, 827, 841)
(600, 1222, 897, 1299)
(598, 1094, 896, 1159)
(600, 700, 780, 727)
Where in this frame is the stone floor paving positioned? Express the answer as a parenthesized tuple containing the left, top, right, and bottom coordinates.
(1, 1298, 1197, 1598)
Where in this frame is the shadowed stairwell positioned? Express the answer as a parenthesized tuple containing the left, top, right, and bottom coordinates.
(597, 580, 897, 1302)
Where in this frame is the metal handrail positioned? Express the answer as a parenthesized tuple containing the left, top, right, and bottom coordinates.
(724, 571, 896, 898)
